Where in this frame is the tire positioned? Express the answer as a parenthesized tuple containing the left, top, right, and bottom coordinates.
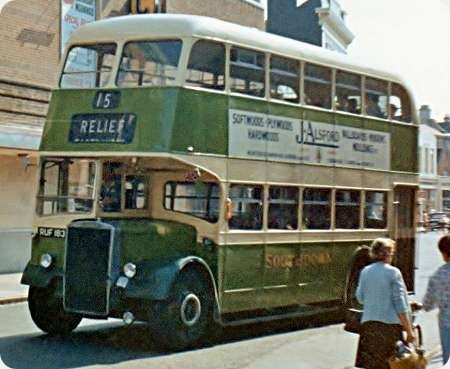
(28, 285, 82, 335)
(148, 269, 214, 351)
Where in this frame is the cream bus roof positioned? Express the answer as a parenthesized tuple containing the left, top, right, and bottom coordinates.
(68, 14, 407, 85)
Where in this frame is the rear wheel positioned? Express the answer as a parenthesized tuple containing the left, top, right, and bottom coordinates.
(148, 269, 214, 350)
(28, 285, 82, 335)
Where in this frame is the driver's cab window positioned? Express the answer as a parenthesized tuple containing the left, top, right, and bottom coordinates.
(125, 175, 147, 209)
(100, 162, 122, 212)
(99, 162, 148, 212)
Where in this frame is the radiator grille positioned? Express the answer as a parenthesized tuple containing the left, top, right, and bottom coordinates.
(64, 225, 112, 315)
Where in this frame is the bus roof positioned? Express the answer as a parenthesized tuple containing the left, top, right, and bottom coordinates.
(68, 14, 409, 86)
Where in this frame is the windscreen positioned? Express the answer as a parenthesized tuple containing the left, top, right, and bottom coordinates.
(117, 40, 182, 87)
(37, 158, 96, 215)
(60, 44, 116, 88)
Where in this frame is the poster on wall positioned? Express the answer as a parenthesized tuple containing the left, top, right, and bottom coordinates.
(229, 109, 390, 170)
(61, 0, 96, 54)
(60, 0, 96, 87)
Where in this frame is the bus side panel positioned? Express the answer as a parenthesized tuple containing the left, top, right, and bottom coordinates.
(262, 241, 365, 309)
(172, 89, 228, 155)
(219, 244, 265, 313)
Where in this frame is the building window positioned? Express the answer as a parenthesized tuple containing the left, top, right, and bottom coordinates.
(186, 40, 225, 90)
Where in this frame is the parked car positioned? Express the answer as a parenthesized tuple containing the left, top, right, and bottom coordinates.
(427, 212, 450, 231)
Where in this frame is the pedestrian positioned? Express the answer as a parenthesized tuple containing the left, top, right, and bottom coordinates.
(423, 234, 450, 365)
(355, 237, 415, 369)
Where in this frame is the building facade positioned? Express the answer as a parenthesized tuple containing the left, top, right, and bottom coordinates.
(266, 0, 354, 54)
(417, 105, 450, 227)
(0, 0, 264, 272)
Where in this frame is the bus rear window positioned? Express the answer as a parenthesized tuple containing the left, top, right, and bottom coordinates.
(117, 40, 182, 87)
(60, 44, 116, 88)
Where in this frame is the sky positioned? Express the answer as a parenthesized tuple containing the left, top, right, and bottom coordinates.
(339, 0, 450, 121)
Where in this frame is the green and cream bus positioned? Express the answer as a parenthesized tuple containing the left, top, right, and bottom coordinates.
(21, 14, 419, 350)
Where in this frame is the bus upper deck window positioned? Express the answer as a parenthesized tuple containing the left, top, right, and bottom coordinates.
(117, 40, 182, 87)
(186, 40, 225, 90)
(230, 47, 265, 98)
(270, 55, 300, 103)
(365, 78, 388, 119)
(304, 63, 332, 109)
(389, 83, 412, 123)
(335, 70, 361, 114)
(60, 44, 116, 89)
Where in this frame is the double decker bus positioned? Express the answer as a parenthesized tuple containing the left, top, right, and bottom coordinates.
(21, 14, 419, 350)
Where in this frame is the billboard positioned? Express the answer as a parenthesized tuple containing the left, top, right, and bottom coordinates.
(61, 0, 96, 54)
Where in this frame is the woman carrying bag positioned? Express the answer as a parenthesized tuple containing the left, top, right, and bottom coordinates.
(355, 238, 416, 369)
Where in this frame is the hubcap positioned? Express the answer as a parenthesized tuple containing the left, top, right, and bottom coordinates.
(180, 293, 202, 327)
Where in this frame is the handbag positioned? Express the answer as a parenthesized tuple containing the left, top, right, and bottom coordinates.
(388, 343, 429, 369)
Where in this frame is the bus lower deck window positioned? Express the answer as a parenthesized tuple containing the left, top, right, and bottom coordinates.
(228, 184, 263, 230)
(268, 186, 299, 230)
(164, 182, 219, 222)
(302, 188, 331, 229)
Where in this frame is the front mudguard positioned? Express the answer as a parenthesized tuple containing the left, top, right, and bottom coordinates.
(124, 256, 217, 302)
(21, 262, 63, 289)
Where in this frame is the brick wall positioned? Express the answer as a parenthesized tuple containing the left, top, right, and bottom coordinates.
(0, 0, 59, 88)
(0, 0, 57, 129)
(167, 0, 264, 29)
(100, 0, 264, 29)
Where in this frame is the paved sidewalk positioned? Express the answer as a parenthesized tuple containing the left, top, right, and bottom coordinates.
(0, 273, 28, 305)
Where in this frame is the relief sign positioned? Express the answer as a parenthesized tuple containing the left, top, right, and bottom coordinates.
(69, 113, 137, 144)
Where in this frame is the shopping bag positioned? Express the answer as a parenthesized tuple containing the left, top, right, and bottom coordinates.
(388, 343, 429, 369)
(388, 352, 427, 369)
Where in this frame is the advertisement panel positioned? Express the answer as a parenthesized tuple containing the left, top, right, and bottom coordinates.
(229, 109, 390, 170)
(61, 0, 96, 53)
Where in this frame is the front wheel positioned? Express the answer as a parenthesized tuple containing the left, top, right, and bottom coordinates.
(148, 269, 214, 350)
(28, 285, 82, 335)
